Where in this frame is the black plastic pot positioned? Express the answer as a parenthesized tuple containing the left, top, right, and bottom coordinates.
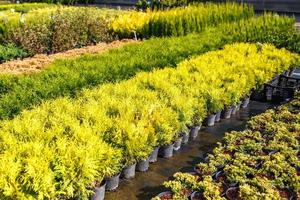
(213, 170, 225, 181)
(215, 111, 221, 122)
(221, 107, 233, 119)
(159, 143, 174, 158)
(241, 96, 250, 108)
(231, 105, 238, 115)
(149, 146, 159, 163)
(105, 173, 120, 191)
(268, 149, 279, 155)
(190, 125, 201, 139)
(190, 191, 203, 200)
(205, 114, 216, 126)
(181, 131, 189, 144)
(157, 191, 172, 199)
(226, 187, 240, 200)
(121, 163, 136, 179)
(255, 160, 264, 169)
(90, 181, 106, 200)
(136, 157, 150, 172)
(173, 137, 183, 151)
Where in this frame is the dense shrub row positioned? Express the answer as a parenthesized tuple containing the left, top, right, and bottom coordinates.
(136, 0, 189, 10)
(112, 3, 254, 38)
(0, 2, 54, 12)
(0, 43, 28, 62)
(221, 14, 300, 54)
(136, 0, 212, 10)
(0, 43, 298, 199)
(0, 6, 124, 54)
(0, 14, 296, 121)
(21, 0, 95, 5)
(155, 94, 300, 199)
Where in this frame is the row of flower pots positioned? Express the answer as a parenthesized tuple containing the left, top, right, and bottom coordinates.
(90, 127, 199, 200)
(156, 187, 242, 200)
(91, 95, 251, 200)
(152, 93, 300, 200)
(205, 96, 249, 127)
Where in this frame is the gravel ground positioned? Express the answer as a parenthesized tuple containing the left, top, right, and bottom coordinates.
(0, 39, 137, 75)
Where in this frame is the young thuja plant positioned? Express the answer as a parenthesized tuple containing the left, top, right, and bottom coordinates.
(150, 103, 180, 146)
(289, 92, 300, 109)
(197, 176, 225, 200)
(234, 136, 264, 155)
(267, 129, 298, 152)
(195, 162, 216, 176)
(135, 69, 193, 134)
(202, 88, 224, 115)
(276, 105, 300, 124)
(170, 68, 206, 127)
(113, 101, 157, 165)
(259, 153, 298, 190)
(247, 110, 276, 134)
(223, 73, 248, 106)
(239, 180, 281, 199)
(279, 148, 300, 167)
(0, 103, 123, 199)
(188, 94, 206, 127)
(207, 149, 232, 170)
(163, 173, 198, 199)
(223, 165, 247, 186)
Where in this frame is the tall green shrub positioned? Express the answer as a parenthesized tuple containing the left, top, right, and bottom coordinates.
(112, 3, 254, 38)
(0, 7, 124, 54)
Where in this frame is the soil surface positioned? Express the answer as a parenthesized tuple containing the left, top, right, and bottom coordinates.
(0, 39, 137, 75)
(105, 101, 276, 200)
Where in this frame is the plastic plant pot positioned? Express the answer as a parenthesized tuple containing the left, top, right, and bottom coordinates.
(149, 146, 159, 163)
(90, 181, 106, 200)
(205, 113, 216, 126)
(105, 173, 121, 191)
(226, 187, 240, 200)
(159, 143, 174, 158)
(156, 191, 172, 199)
(136, 157, 150, 172)
(181, 131, 189, 144)
(231, 105, 238, 115)
(173, 136, 183, 151)
(241, 96, 250, 108)
(221, 107, 233, 119)
(215, 111, 221, 122)
(190, 125, 201, 139)
(121, 163, 136, 179)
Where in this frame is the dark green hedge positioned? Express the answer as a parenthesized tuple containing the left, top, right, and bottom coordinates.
(0, 44, 27, 63)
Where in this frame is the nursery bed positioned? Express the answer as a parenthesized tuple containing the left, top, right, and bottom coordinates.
(105, 101, 276, 200)
(0, 39, 136, 75)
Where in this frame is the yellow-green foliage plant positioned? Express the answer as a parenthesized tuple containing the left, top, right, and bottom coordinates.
(0, 99, 123, 199)
(112, 2, 254, 38)
(0, 43, 299, 199)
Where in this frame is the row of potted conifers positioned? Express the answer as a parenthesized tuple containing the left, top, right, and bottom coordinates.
(92, 92, 251, 200)
(0, 43, 298, 200)
(154, 94, 300, 200)
(205, 95, 250, 126)
(90, 43, 297, 199)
